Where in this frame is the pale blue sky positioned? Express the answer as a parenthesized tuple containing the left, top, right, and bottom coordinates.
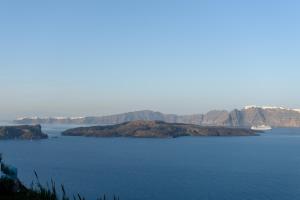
(1, 0, 300, 119)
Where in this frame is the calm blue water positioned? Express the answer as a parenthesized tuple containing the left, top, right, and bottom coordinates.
(1, 125, 300, 200)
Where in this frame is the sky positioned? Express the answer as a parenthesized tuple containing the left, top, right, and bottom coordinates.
(0, 0, 300, 119)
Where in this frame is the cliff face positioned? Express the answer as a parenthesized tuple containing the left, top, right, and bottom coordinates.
(14, 107, 300, 128)
(0, 125, 48, 140)
(226, 108, 300, 127)
(62, 120, 257, 138)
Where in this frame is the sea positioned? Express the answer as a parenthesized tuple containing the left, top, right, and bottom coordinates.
(1, 123, 300, 200)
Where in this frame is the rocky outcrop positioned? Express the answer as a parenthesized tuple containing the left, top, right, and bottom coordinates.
(62, 120, 257, 138)
(0, 125, 48, 140)
(14, 106, 300, 128)
(226, 107, 300, 127)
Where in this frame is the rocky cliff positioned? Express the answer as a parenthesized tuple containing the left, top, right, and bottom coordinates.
(14, 106, 300, 128)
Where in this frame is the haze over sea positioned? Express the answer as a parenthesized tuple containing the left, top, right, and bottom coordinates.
(1, 1, 300, 120)
(1, 124, 300, 200)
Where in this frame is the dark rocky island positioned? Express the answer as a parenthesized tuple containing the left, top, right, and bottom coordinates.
(62, 120, 257, 138)
(0, 125, 48, 140)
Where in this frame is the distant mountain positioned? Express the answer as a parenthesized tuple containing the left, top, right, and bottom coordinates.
(14, 106, 300, 128)
(62, 120, 257, 138)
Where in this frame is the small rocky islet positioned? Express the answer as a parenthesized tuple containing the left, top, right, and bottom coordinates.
(0, 125, 48, 140)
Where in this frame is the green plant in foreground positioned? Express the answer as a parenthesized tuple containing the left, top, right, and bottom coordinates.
(0, 170, 120, 200)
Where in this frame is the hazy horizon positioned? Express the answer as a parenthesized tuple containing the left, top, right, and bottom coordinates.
(4, 104, 300, 122)
(1, 1, 300, 120)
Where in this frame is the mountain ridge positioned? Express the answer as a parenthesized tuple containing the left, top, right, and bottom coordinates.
(14, 106, 300, 128)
